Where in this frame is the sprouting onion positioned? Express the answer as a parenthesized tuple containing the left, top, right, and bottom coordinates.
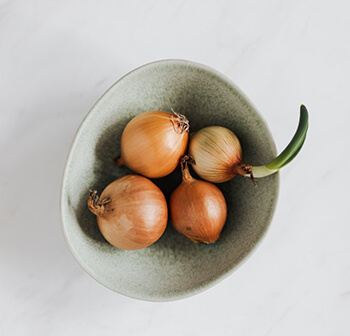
(189, 105, 309, 182)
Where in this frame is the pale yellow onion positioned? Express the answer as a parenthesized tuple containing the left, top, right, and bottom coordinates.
(118, 111, 189, 178)
(170, 157, 227, 243)
(88, 175, 168, 250)
(189, 106, 309, 182)
(189, 126, 245, 183)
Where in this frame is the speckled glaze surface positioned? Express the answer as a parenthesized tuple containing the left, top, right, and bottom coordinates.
(61, 60, 279, 301)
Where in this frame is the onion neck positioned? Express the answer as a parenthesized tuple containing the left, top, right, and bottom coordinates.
(235, 163, 254, 180)
(242, 105, 309, 179)
(182, 165, 193, 183)
(87, 190, 111, 217)
(181, 155, 195, 183)
(171, 109, 190, 134)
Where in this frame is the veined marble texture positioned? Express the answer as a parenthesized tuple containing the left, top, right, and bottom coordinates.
(0, 0, 349, 335)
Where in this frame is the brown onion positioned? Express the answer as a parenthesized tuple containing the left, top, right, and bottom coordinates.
(170, 156, 227, 244)
(88, 175, 167, 250)
(118, 110, 189, 178)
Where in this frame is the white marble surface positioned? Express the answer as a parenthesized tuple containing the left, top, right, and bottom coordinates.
(1, 0, 349, 335)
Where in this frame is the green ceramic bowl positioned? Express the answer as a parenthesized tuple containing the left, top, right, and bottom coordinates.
(61, 60, 279, 301)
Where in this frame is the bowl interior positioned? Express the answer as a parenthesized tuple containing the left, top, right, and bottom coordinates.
(61, 60, 278, 301)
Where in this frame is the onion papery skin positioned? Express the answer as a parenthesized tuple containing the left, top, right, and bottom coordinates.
(119, 111, 189, 178)
(170, 163, 227, 244)
(189, 126, 242, 183)
(88, 175, 168, 250)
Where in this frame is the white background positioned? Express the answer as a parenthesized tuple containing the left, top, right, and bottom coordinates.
(1, 0, 349, 335)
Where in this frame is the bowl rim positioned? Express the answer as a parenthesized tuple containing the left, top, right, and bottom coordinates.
(60, 59, 279, 302)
